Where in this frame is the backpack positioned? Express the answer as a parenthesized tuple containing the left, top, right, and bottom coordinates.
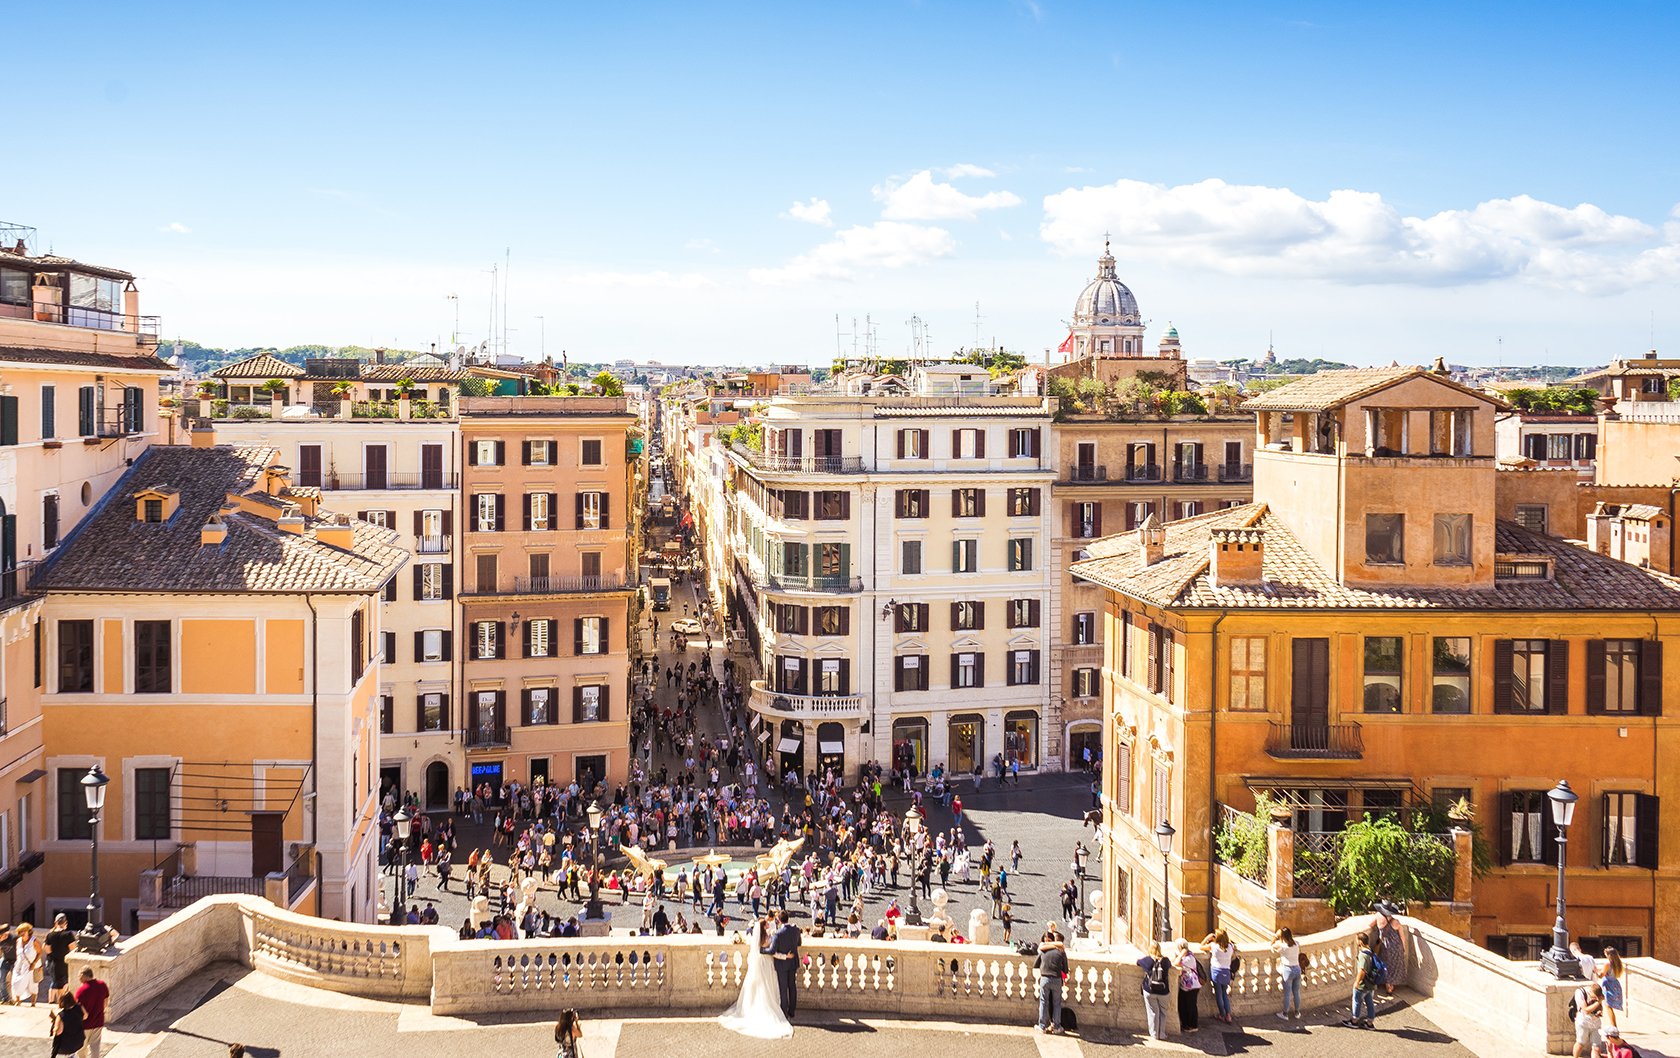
(1369, 955, 1388, 988)
(1147, 957, 1171, 995)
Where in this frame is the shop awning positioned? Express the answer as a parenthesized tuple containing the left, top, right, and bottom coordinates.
(777, 737, 802, 754)
(819, 741, 844, 755)
(757, 729, 771, 743)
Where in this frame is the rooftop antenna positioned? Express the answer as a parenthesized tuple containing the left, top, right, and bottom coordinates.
(536, 315, 545, 360)
(502, 248, 511, 360)
(973, 301, 985, 348)
(447, 293, 460, 347)
(907, 314, 927, 361)
(1497, 335, 1503, 371)
(486, 264, 498, 362)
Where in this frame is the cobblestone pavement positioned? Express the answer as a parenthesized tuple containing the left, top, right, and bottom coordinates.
(0, 964, 1479, 1058)
(382, 569, 1100, 943)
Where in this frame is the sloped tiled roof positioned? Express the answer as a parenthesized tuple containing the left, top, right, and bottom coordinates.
(1071, 502, 1680, 611)
(1243, 366, 1507, 412)
(361, 363, 471, 383)
(213, 353, 306, 379)
(32, 445, 408, 595)
(0, 345, 174, 373)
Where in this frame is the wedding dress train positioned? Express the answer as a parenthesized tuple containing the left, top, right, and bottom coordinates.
(719, 925, 793, 1039)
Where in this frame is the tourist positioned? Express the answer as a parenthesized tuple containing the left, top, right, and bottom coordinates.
(1033, 923, 1068, 1034)
(1273, 926, 1303, 1020)
(74, 967, 110, 1058)
(1345, 931, 1379, 1029)
(1173, 938, 1202, 1034)
(555, 1008, 584, 1058)
(50, 991, 86, 1056)
(12, 923, 42, 1006)
(1137, 939, 1171, 1040)
(0, 923, 11, 1004)
(1601, 1025, 1636, 1058)
(1202, 928, 1236, 1024)
(1370, 900, 1406, 997)
(1599, 947, 1626, 1029)
(43, 913, 75, 1004)
(1572, 980, 1605, 1058)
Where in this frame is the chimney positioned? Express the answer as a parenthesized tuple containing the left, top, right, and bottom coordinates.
(123, 280, 140, 323)
(1586, 502, 1614, 556)
(1209, 526, 1266, 587)
(375, 347, 386, 365)
(263, 465, 292, 496)
(200, 514, 227, 547)
(315, 512, 355, 550)
(277, 504, 306, 535)
(1138, 513, 1166, 566)
(189, 419, 216, 448)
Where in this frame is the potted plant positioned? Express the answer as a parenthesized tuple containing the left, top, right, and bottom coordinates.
(260, 378, 289, 416)
(331, 380, 355, 419)
(395, 378, 415, 420)
(1446, 796, 1475, 827)
(195, 380, 217, 418)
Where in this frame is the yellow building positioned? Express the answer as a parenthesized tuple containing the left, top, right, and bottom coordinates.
(1074, 366, 1680, 959)
(32, 442, 406, 929)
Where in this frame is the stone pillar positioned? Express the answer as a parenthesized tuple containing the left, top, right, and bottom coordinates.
(138, 869, 163, 911)
(1451, 828, 1474, 904)
(339, 399, 354, 420)
(398, 396, 412, 421)
(264, 873, 288, 907)
(1268, 822, 1294, 902)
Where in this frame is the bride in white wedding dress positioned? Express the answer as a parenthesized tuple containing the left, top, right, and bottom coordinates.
(719, 917, 793, 1039)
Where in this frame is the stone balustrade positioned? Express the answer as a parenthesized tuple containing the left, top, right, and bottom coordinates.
(66, 894, 1610, 1051)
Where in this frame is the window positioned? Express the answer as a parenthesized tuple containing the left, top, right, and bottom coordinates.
(1433, 514, 1471, 565)
(952, 538, 978, 573)
(1365, 513, 1404, 564)
(420, 564, 447, 601)
(420, 692, 445, 731)
(420, 629, 446, 662)
(894, 603, 928, 633)
(528, 492, 550, 531)
(78, 386, 94, 437)
(901, 540, 922, 575)
(1594, 639, 1647, 714)
(1148, 624, 1174, 700)
(781, 491, 809, 519)
(1073, 668, 1098, 698)
(1073, 612, 1095, 645)
(474, 621, 500, 660)
(1006, 598, 1040, 628)
(952, 652, 982, 689)
(134, 620, 171, 694)
(1008, 488, 1040, 517)
(1115, 741, 1133, 814)
(476, 553, 498, 592)
(1496, 639, 1560, 713)
(782, 542, 808, 577)
(894, 654, 929, 691)
(350, 608, 366, 677)
(475, 493, 499, 532)
(1229, 636, 1266, 711)
(1514, 505, 1548, 534)
(528, 687, 552, 725)
(1152, 760, 1171, 831)
(816, 658, 849, 695)
(818, 542, 846, 577)
(581, 551, 602, 578)
(43, 493, 59, 550)
(1432, 637, 1472, 713)
(134, 767, 172, 841)
(952, 600, 983, 631)
(57, 619, 94, 692)
(528, 619, 551, 658)
(581, 438, 603, 466)
(57, 769, 92, 840)
(953, 428, 985, 459)
(579, 491, 604, 529)
(0, 267, 28, 306)
(895, 489, 928, 519)
(474, 439, 500, 466)
(1008, 649, 1040, 686)
(814, 606, 848, 636)
(1007, 537, 1033, 572)
(898, 429, 926, 458)
(577, 616, 605, 655)
(952, 488, 983, 518)
(1503, 789, 1552, 864)
(1073, 501, 1100, 538)
(576, 685, 604, 722)
(1360, 637, 1403, 712)
(1007, 427, 1040, 458)
(815, 491, 849, 520)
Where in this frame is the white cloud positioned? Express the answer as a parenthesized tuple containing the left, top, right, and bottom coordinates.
(750, 221, 956, 285)
(1040, 177, 1678, 292)
(685, 237, 722, 255)
(875, 170, 1022, 221)
(160, 222, 191, 234)
(781, 198, 833, 226)
(942, 163, 996, 180)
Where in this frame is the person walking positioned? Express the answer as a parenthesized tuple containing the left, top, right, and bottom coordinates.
(1371, 901, 1407, 998)
(1272, 927, 1303, 1020)
(1345, 931, 1379, 1029)
(1137, 940, 1172, 1040)
(1571, 980, 1605, 1058)
(554, 1008, 584, 1058)
(1203, 928, 1236, 1024)
(50, 992, 86, 1057)
(1174, 939, 1202, 1034)
(12, 923, 43, 1006)
(74, 967, 109, 1058)
(1599, 947, 1626, 1030)
(0, 923, 11, 1005)
(43, 913, 75, 1004)
(1034, 924, 1069, 1034)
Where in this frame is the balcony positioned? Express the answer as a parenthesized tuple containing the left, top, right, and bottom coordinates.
(765, 573, 864, 594)
(3, 301, 162, 346)
(1173, 463, 1209, 482)
(1123, 463, 1161, 482)
(1065, 465, 1108, 483)
(466, 723, 512, 749)
(1218, 463, 1253, 482)
(140, 844, 316, 920)
(304, 472, 458, 491)
(509, 574, 631, 595)
(1264, 720, 1364, 760)
(0, 559, 41, 614)
(748, 679, 866, 719)
(732, 444, 865, 474)
(416, 534, 451, 555)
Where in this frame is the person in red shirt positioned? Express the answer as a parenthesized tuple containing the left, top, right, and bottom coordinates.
(73, 967, 109, 1058)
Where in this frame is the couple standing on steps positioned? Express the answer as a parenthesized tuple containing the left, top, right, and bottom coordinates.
(718, 909, 803, 1039)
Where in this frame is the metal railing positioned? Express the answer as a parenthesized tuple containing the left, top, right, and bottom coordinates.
(732, 444, 865, 474)
(511, 574, 631, 594)
(748, 680, 867, 718)
(466, 724, 512, 748)
(1214, 803, 1270, 887)
(304, 472, 457, 491)
(416, 534, 451, 555)
(1173, 463, 1209, 482)
(1265, 720, 1364, 759)
(7, 302, 163, 346)
(160, 873, 266, 909)
(1066, 465, 1107, 482)
(765, 573, 864, 593)
(1123, 463, 1161, 482)
(1219, 463, 1253, 482)
(0, 560, 41, 612)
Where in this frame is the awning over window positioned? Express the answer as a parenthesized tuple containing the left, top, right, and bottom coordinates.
(819, 741, 844, 755)
(777, 737, 801, 754)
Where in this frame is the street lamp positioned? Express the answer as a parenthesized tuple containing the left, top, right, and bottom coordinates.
(1153, 820, 1176, 942)
(1539, 780, 1583, 980)
(585, 800, 605, 920)
(903, 808, 924, 925)
(1071, 841, 1090, 937)
(76, 765, 111, 953)
(393, 806, 412, 915)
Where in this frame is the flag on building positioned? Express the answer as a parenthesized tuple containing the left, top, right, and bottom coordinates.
(1057, 331, 1075, 354)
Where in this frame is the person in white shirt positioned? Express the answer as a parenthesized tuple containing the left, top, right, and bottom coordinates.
(1272, 927, 1303, 1019)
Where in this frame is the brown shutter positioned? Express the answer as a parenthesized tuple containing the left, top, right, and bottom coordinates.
(494, 621, 505, 659)
(1636, 793, 1660, 869)
(950, 602, 961, 630)
(412, 564, 424, 600)
(412, 630, 424, 661)
(974, 654, 985, 688)
(838, 607, 850, 635)
(974, 601, 985, 630)
(494, 440, 505, 465)
(839, 493, 849, 520)
(521, 440, 533, 465)
(413, 510, 423, 536)
(1093, 501, 1103, 536)
(917, 430, 929, 458)
(493, 494, 504, 531)
(952, 429, 962, 456)
(1492, 640, 1514, 713)
(951, 489, 962, 518)
(1030, 428, 1041, 456)
(442, 631, 453, 661)
(1586, 641, 1607, 714)
(897, 430, 906, 458)
(415, 694, 428, 732)
(601, 494, 610, 530)
(576, 492, 586, 529)
(548, 493, 559, 530)
(1030, 599, 1041, 627)
(1497, 791, 1514, 865)
(601, 617, 611, 652)
(950, 654, 960, 688)
(467, 443, 479, 466)
(523, 493, 534, 531)
(442, 510, 453, 536)
(521, 688, 533, 726)
(1641, 640, 1664, 715)
(894, 659, 905, 692)
(546, 686, 560, 724)
(1547, 639, 1570, 714)
(975, 490, 986, 517)
(1147, 624, 1160, 692)
(573, 685, 585, 723)
(975, 431, 985, 459)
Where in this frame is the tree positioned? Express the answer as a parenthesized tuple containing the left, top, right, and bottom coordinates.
(1246, 376, 1299, 395)
(1202, 382, 1244, 414)
(457, 377, 492, 398)
(592, 371, 625, 397)
(259, 378, 289, 399)
(1324, 813, 1458, 916)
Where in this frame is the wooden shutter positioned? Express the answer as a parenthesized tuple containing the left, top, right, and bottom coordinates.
(1636, 793, 1660, 869)
(973, 601, 984, 629)
(492, 494, 504, 532)
(494, 440, 505, 465)
(521, 688, 534, 726)
(1030, 599, 1041, 627)
(975, 490, 986, 517)
(413, 630, 424, 661)
(467, 442, 479, 466)
(573, 618, 585, 655)
(523, 493, 534, 531)
(950, 654, 960, 688)
(415, 694, 428, 732)
(521, 440, 533, 465)
(974, 654, 985, 688)
(523, 619, 535, 658)
(442, 510, 453, 536)
(1497, 791, 1514, 865)
(951, 490, 962, 518)
(1147, 625, 1160, 693)
(894, 659, 905, 692)
(896, 430, 906, 458)
(950, 602, 962, 630)
(975, 431, 985, 459)
(1586, 641, 1607, 714)
(1162, 631, 1174, 702)
(917, 430, 929, 458)
(1640, 640, 1664, 715)
(1030, 649, 1041, 683)
(548, 494, 559, 531)
(1547, 640, 1571, 714)
(952, 429, 962, 456)
(441, 630, 452, 661)
(838, 608, 850, 635)
(1492, 640, 1514, 713)
(412, 565, 424, 600)
(493, 621, 505, 659)
(575, 493, 586, 529)
(1008, 430, 1019, 458)
(1092, 502, 1103, 536)
(838, 659, 850, 694)
(572, 686, 585, 723)
(413, 510, 424, 536)
(601, 494, 611, 530)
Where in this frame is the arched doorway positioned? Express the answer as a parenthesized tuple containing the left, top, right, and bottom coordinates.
(425, 761, 450, 811)
(1067, 723, 1102, 772)
(777, 719, 805, 779)
(816, 722, 844, 778)
(892, 717, 928, 779)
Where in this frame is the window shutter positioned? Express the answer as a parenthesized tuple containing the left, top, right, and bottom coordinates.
(952, 429, 962, 456)
(1092, 502, 1103, 536)
(467, 443, 479, 466)
(522, 619, 534, 658)
(897, 431, 906, 459)
(950, 602, 961, 629)
(575, 492, 586, 529)
(493, 494, 504, 532)
(975, 431, 986, 459)
(838, 608, 850, 635)
(1547, 640, 1570, 714)
(973, 601, 984, 629)
(412, 565, 424, 600)
(442, 510, 453, 536)
(494, 440, 505, 465)
(442, 631, 453, 661)
(523, 493, 534, 531)
(573, 686, 584, 724)
(838, 492, 849, 520)
(838, 659, 850, 694)
(918, 489, 930, 515)
(1601, 792, 1613, 867)
(493, 621, 505, 659)
(1586, 641, 1607, 714)
(1008, 430, 1019, 458)
(574, 619, 585, 656)
(601, 494, 611, 530)
(1030, 599, 1041, 626)
(548, 494, 560, 530)
(415, 694, 427, 732)
(1636, 793, 1660, 869)
(521, 441, 533, 465)
(413, 630, 424, 661)
(950, 654, 960, 688)
(1497, 791, 1514, 865)
(1492, 640, 1514, 713)
(413, 510, 424, 536)
(918, 603, 929, 630)
(917, 430, 929, 458)
(975, 489, 986, 517)
(521, 688, 533, 726)
(0, 395, 17, 447)
(1162, 631, 1174, 702)
(78, 386, 95, 436)
(1640, 640, 1664, 715)
(975, 654, 985, 688)
(1030, 649, 1041, 683)
(598, 684, 611, 722)
(895, 660, 905, 692)
(951, 490, 962, 518)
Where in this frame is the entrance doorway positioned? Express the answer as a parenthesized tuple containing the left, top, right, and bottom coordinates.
(778, 719, 805, 778)
(470, 761, 504, 796)
(816, 722, 844, 778)
(1068, 724, 1102, 771)
(892, 717, 928, 778)
(1290, 638, 1330, 749)
(948, 714, 984, 775)
(251, 812, 285, 876)
(530, 758, 550, 785)
(424, 761, 450, 811)
(574, 755, 606, 789)
(379, 766, 402, 802)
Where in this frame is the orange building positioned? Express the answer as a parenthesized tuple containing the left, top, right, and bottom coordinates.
(457, 397, 638, 793)
(1073, 366, 1680, 960)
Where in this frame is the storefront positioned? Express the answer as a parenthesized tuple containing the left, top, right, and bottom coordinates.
(1004, 710, 1039, 770)
(817, 721, 845, 777)
(892, 717, 929, 777)
(778, 719, 805, 777)
(470, 760, 504, 795)
(1067, 723, 1102, 771)
(948, 713, 985, 775)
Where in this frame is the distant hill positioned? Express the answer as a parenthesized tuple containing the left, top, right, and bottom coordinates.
(163, 341, 428, 373)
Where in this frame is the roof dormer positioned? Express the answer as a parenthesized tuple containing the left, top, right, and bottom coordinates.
(133, 486, 180, 524)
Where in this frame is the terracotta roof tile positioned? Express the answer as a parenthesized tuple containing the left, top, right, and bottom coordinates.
(0, 344, 174, 373)
(213, 353, 306, 379)
(1243, 366, 1508, 412)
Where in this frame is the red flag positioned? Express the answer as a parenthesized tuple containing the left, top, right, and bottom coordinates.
(1057, 331, 1075, 354)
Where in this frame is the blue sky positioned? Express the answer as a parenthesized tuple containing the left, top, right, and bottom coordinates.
(12, 1, 1680, 366)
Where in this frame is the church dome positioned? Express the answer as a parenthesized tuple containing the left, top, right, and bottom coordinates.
(1073, 241, 1141, 326)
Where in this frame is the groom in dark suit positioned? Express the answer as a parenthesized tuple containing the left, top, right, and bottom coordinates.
(768, 909, 802, 1016)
